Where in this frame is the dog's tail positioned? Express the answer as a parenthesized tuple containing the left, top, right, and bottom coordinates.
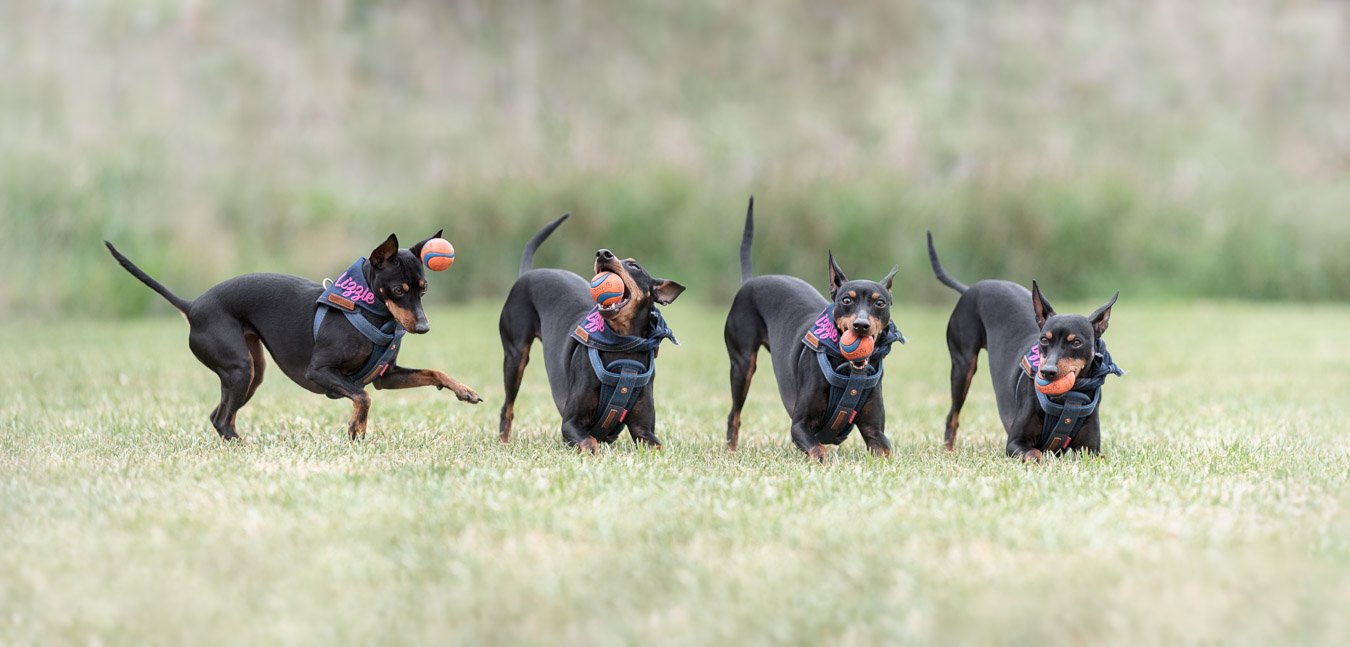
(519, 213, 571, 276)
(926, 231, 969, 294)
(104, 241, 193, 313)
(739, 196, 754, 283)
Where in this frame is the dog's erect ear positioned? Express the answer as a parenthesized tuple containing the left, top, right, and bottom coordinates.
(370, 233, 399, 268)
(1089, 291, 1119, 337)
(828, 251, 848, 297)
(652, 279, 686, 305)
(880, 265, 899, 292)
(1031, 280, 1055, 328)
(409, 229, 444, 260)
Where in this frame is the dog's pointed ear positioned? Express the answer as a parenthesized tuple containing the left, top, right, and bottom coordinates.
(652, 279, 686, 305)
(880, 265, 899, 292)
(370, 233, 399, 268)
(828, 251, 848, 297)
(1031, 280, 1055, 328)
(409, 229, 443, 260)
(1089, 291, 1119, 337)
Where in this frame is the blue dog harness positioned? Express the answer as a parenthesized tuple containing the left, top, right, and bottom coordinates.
(570, 306, 677, 435)
(1019, 339, 1123, 452)
(801, 305, 905, 444)
(313, 258, 406, 387)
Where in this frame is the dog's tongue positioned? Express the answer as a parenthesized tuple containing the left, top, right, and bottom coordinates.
(1035, 371, 1077, 396)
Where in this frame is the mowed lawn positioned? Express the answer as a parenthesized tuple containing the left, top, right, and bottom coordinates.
(2, 301, 1348, 645)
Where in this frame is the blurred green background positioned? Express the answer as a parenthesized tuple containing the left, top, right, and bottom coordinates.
(2, 0, 1348, 318)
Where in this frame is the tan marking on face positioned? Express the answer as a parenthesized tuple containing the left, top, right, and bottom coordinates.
(847, 290, 857, 298)
(1066, 333, 1076, 343)
(835, 313, 858, 333)
(871, 292, 881, 301)
(1055, 357, 1088, 377)
(867, 315, 883, 333)
(401, 283, 409, 293)
(418, 280, 426, 290)
(1044, 331, 1054, 341)
(385, 301, 420, 331)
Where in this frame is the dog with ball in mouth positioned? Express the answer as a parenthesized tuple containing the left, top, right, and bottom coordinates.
(722, 199, 906, 461)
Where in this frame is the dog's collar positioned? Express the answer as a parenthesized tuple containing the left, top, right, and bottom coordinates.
(317, 258, 394, 320)
(801, 304, 905, 363)
(312, 257, 404, 386)
(570, 306, 678, 354)
(1020, 338, 1124, 451)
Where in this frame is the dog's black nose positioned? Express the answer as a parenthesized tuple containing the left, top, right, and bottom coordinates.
(851, 320, 872, 334)
(414, 322, 430, 334)
(597, 249, 614, 260)
(1038, 366, 1058, 380)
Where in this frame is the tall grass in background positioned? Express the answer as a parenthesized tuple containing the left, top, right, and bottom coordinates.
(1, 0, 1347, 318)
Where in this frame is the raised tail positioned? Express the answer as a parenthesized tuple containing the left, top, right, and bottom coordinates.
(926, 231, 969, 294)
(739, 196, 754, 283)
(519, 213, 571, 276)
(104, 241, 193, 313)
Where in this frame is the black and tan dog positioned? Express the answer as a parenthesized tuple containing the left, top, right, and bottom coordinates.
(498, 214, 685, 452)
(105, 233, 481, 441)
(927, 232, 1122, 460)
(724, 199, 905, 460)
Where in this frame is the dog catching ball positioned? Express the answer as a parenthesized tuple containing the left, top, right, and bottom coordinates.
(420, 238, 455, 271)
(589, 272, 625, 308)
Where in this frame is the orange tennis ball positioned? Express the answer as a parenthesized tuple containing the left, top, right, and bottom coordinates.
(589, 272, 625, 307)
(1035, 371, 1077, 396)
(839, 330, 875, 362)
(420, 238, 455, 271)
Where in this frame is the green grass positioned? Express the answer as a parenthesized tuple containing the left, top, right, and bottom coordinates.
(2, 300, 1348, 644)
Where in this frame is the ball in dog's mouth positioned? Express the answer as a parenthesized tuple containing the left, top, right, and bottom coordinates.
(839, 330, 876, 369)
(1035, 371, 1077, 395)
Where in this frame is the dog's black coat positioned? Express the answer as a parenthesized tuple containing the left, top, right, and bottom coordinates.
(105, 233, 481, 440)
(723, 199, 901, 460)
(927, 232, 1118, 459)
(497, 214, 685, 451)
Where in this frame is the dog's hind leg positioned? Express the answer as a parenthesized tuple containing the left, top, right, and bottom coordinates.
(241, 331, 267, 405)
(943, 320, 983, 451)
(188, 319, 255, 440)
(498, 293, 539, 443)
(723, 306, 764, 451)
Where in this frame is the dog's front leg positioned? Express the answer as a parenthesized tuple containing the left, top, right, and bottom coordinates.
(623, 396, 663, 449)
(560, 417, 599, 453)
(373, 365, 482, 403)
(790, 419, 829, 462)
(305, 365, 372, 440)
(855, 420, 892, 458)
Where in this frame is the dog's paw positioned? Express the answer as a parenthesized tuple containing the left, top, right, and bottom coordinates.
(454, 385, 482, 404)
(1021, 449, 1044, 463)
(576, 437, 600, 454)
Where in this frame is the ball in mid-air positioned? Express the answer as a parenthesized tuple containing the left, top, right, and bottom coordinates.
(1035, 371, 1077, 396)
(420, 238, 455, 271)
(589, 272, 625, 307)
(839, 330, 875, 362)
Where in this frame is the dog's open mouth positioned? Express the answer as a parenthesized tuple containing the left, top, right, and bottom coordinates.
(594, 259, 632, 314)
(849, 358, 870, 370)
(598, 285, 631, 314)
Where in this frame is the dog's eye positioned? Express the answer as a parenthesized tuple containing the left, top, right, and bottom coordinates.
(841, 297, 853, 306)
(1071, 339, 1083, 348)
(1039, 337, 1049, 345)
(392, 287, 405, 297)
(874, 299, 887, 308)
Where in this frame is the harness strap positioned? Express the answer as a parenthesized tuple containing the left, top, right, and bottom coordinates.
(313, 306, 406, 387)
(586, 348, 655, 435)
(1033, 385, 1100, 452)
(814, 352, 884, 445)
